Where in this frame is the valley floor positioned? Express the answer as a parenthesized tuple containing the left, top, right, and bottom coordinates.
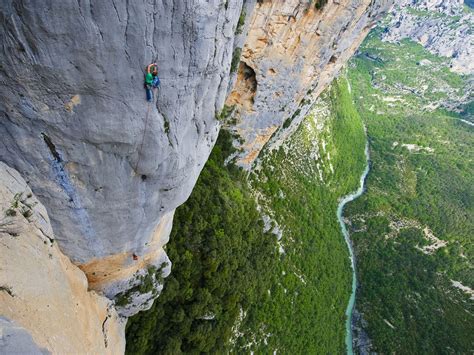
(345, 27, 474, 353)
(239, 79, 367, 353)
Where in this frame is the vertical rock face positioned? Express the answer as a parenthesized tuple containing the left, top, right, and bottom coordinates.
(226, 0, 393, 167)
(0, 162, 125, 354)
(0, 0, 242, 313)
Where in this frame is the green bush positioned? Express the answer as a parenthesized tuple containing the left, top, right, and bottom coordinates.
(235, 9, 246, 35)
(314, 0, 328, 10)
(230, 47, 242, 74)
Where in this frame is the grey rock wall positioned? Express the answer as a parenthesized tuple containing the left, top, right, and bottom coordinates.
(0, 317, 49, 355)
(0, 1, 242, 266)
(0, 0, 245, 316)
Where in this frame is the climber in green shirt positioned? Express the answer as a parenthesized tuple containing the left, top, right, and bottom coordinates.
(145, 63, 160, 102)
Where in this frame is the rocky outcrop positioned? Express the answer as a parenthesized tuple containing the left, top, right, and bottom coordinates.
(225, 0, 393, 167)
(372, 0, 473, 116)
(0, 0, 243, 315)
(351, 309, 373, 355)
(381, 0, 474, 74)
(0, 162, 124, 354)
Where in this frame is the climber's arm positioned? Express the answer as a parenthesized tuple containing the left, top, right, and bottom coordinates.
(147, 63, 157, 73)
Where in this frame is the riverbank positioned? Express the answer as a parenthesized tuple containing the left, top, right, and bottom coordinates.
(337, 143, 370, 354)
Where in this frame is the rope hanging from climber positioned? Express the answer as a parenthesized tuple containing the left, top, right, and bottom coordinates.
(135, 62, 161, 172)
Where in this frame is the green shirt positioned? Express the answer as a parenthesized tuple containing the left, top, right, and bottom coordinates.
(145, 72, 153, 85)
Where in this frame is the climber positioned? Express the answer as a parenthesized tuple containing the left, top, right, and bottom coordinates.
(144, 62, 160, 102)
(132, 253, 138, 261)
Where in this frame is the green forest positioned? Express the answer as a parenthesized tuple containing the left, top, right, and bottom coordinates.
(236, 79, 367, 353)
(125, 130, 279, 354)
(345, 28, 474, 353)
(125, 79, 368, 353)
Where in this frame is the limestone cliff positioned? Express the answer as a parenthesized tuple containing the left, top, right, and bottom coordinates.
(0, 0, 243, 315)
(1, 0, 392, 325)
(0, 162, 125, 354)
(225, 0, 393, 167)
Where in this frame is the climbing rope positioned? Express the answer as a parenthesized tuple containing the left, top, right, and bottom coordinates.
(134, 96, 153, 172)
(135, 59, 159, 173)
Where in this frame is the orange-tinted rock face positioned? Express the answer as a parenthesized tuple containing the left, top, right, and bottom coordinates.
(226, 0, 392, 167)
(78, 211, 174, 317)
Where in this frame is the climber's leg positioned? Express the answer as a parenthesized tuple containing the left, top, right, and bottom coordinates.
(146, 85, 153, 102)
